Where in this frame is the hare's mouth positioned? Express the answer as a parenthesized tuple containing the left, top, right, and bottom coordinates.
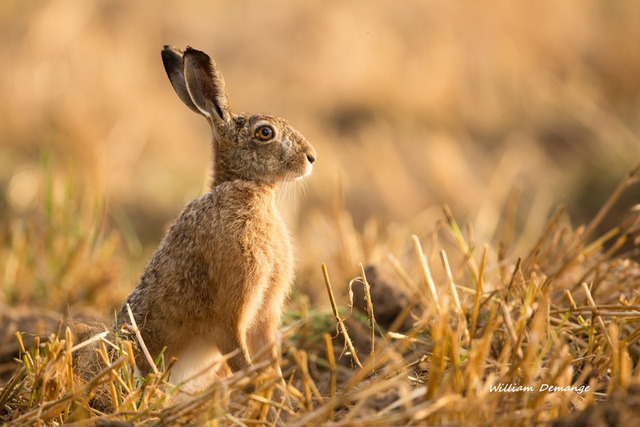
(288, 165, 312, 182)
(283, 154, 314, 182)
(302, 160, 314, 178)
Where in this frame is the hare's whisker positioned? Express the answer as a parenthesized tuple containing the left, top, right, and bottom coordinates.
(277, 175, 289, 208)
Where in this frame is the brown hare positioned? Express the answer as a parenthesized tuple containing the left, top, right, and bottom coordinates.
(116, 46, 316, 395)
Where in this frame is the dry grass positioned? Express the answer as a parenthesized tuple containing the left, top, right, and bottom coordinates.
(2, 1, 640, 425)
(0, 163, 638, 425)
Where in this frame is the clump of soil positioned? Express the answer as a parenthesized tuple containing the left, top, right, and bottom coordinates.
(350, 265, 417, 333)
(553, 385, 640, 427)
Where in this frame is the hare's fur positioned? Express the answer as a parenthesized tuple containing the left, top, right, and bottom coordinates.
(116, 46, 315, 393)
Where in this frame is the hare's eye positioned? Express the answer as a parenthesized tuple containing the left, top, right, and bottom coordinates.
(255, 125, 275, 141)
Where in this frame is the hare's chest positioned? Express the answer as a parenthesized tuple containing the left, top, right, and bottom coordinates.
(233, 217, 292, 330)
(252, 218, 292, 285)
(265, 217, 293, 279)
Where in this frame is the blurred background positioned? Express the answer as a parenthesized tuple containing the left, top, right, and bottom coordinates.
(1, 1, 639, 314)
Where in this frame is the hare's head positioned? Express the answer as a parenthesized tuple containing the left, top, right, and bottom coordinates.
(161, 46, 316, 186)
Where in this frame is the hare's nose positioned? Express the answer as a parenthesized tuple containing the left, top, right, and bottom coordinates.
(306, 153, 316, 164)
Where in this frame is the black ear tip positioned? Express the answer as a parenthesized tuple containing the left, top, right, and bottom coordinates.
(161, 46, 185, 67)
(162, 45, 183, 55)
(184, 46, 209, 59)
(161, 47, 184, 76)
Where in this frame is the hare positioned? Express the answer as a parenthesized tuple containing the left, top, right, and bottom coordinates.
(116, 46, 316, 394)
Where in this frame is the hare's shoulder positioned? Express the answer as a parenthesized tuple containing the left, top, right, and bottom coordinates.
(161, 193, 218, 241)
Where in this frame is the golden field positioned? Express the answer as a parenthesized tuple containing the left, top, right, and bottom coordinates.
(1, 1, 640, 424)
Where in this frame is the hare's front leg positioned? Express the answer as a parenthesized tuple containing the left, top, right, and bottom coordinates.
(248, 316, 291, 408)
(216, 322, 253, 374)
(248, 311, 283, 366)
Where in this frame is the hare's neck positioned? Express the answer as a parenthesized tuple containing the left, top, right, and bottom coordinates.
(211, 167, 235, 188)
(218, 180, 277, 209)
(211, 170, 274, 190)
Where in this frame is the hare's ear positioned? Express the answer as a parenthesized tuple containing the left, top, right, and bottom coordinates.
(183, 46, 233, 124)
(161, 46, 201, 114)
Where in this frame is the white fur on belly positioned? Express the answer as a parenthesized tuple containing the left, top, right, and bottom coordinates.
(168, 342, 225, 394)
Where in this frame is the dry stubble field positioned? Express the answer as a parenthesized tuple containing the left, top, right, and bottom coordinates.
(1, 1, 640, 425)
